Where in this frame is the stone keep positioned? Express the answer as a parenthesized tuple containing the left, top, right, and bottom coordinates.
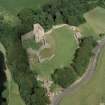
(33, 23, 45, 43)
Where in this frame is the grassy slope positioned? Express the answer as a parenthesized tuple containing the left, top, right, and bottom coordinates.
(8, 81, 26, 105)
(60, 46, 105, 105)
(84, 6, 105, 34)
(32, 26, 77, 79)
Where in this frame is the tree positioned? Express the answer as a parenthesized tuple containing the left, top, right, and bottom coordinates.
(52, 67, 77, 88)
(18, 8, 34, 24)
(55, 11, 63, 24)
(17, 8, 34, 33)
(72, 37, 97, 75)
(31, 87, 50, 105)
(0, 51, 7, 105)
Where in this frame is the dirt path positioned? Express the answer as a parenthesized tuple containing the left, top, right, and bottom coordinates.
(51, 38, 105, 105)
(45, 24, 67, 35)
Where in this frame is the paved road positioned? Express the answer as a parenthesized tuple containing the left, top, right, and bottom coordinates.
(51, 38, 105, 105)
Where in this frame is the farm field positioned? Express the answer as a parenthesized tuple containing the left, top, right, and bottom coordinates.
(84, 6, 105, 35)
(32, 26, 77, 79)
(59, 46, 105, 105)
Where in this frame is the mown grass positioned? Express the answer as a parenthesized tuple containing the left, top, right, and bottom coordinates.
(59, 46, 105, 105)
(32, 26, 77, 79)
(79, 23, 99, 40)
(84, 6, 105, 35)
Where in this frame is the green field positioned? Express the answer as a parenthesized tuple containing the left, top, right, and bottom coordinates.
(79, 23, 99, 40)
(32, 26, 77, 79)
(0, 0, 49, 14)
(8, 80, 26, 105)
(84, 6, 105, 35)
(6, 68, 25, 105)
(59, 46, 105, 105)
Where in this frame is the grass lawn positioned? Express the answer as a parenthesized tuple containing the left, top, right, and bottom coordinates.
(59, 46, 105, 105)
(8, 80, 26, 105)
(79, 23, 99, 40)
(32, 26, 77, 79)
(84, 6, 105, 35)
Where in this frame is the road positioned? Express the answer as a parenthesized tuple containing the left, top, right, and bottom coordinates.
(51, 38, 105, 105)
